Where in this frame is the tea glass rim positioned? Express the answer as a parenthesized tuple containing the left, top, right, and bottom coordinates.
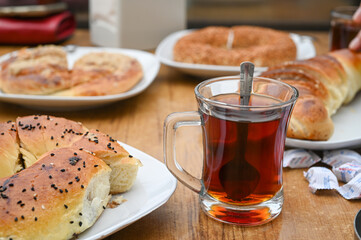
(194, 76, 299, 111)
(331, 5, 359, 20)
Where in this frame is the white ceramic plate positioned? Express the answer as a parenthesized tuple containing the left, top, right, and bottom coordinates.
(0, 47, 160, 111)
(155, 29, 316, 78)
(286, 92, 361, 150)
(79, 142, 177, 240)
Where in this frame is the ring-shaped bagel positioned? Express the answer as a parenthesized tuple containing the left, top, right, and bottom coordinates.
(173, 26, 297, 67)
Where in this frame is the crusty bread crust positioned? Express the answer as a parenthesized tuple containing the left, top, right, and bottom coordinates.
(260, 49, 361, 141)
(0, 147, 111, 240)
(0, 115, 142, 239)
(0, 45, 71, 95)
(7, 115, 140, 193)
(0, 47, 143, 96)
(55, 52, 143, 96)
(173, 26, 297, 67)
(72, 129, 142, 193)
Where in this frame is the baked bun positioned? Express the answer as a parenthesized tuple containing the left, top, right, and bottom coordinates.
(173, 26, 297, 67)
(0, 121, 22, 178)
(72, 129, 142, 193)
(16, 115, 87, 168)
(0, 45, 71, 95)
(0, 147, 111, 240)
(260, 49, 361, 140)
(54, 52, 143, 96)
(10, 115, 141, 195)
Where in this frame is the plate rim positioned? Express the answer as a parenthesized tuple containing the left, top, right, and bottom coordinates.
(80, 142, 177, 240)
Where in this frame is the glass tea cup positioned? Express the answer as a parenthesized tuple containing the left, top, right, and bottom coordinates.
(164, 76, 298, 226)
(330, 6, 361, 51)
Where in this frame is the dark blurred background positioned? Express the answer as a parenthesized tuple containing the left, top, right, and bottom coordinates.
(0, 0, 359, 30)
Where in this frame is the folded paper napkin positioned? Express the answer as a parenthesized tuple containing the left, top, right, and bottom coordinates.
(0, 10, 75, 44)
(284, 149, 361, 200)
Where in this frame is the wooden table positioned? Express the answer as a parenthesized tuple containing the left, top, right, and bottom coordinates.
(0, 30, 360, 240)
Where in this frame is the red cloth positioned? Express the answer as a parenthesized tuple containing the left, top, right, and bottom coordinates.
(0, 10, 75, 44)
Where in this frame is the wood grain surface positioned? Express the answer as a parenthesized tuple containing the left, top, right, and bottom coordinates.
(0, 30, 360, 240)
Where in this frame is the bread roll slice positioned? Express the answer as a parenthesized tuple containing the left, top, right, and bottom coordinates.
(0, 122, 22, 178)
(0, 147, 111, 240)
(16, 115, 141, 194)
(16, 115, 87, 168)
(71, 129, 142, 194)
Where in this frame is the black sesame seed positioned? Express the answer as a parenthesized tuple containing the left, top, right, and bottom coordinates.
(32, 207, 35, 211)
(102, 206, 106, 209)
(1, 193, 8, 199)
(60, 169, 65, 172)
(70, 221, 74, 224)
(94, 165, 98, 167)
(74, 152, 77, 156)
(129, 155, 133, 158)
(31, 187, 35, 191)
(81, 185, 84, 189)
(42, 164, 45, 168)
(22, 188, 26, 192)
(65, 189, 68, 193)
(79, 212, 82, 216)
(68, 181, 73, 185)
(51, 136, 54, 140)
(35, 217, 38, 221)
(79, 148, 83, 151)
(50, 153, 55, 157)
(14, 217, 18, 222)
(59, 189, 63, 193)
(17, 200, 22, 204)
(77, 168, 81, 171)
(33, 196, 37, 201)
(79, 221, 82, 227)
(69, 156, 81, 166)
(0, 133, 3, 135)
(61, 135, 64, 138)
(51, 184, 55, 188)
(9, 183, 14, 187)
(49, 175, 52, 179)
(64, 204, 68, 209)
(21, 215, 24, 219)
(56, 143, 59, 146)
(20, 203, 25, 207)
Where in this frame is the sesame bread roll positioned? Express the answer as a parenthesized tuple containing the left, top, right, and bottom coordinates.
(71, 129, 142, 194)
(0, 147, 111, 240)
(15, 115, 141, 194)
(16, 115, 87, 168)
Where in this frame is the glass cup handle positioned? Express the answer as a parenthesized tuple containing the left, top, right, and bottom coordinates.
(164, 111, 202, 193)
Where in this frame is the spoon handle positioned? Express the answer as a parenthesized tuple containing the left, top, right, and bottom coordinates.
(240, 61, 254, 106)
